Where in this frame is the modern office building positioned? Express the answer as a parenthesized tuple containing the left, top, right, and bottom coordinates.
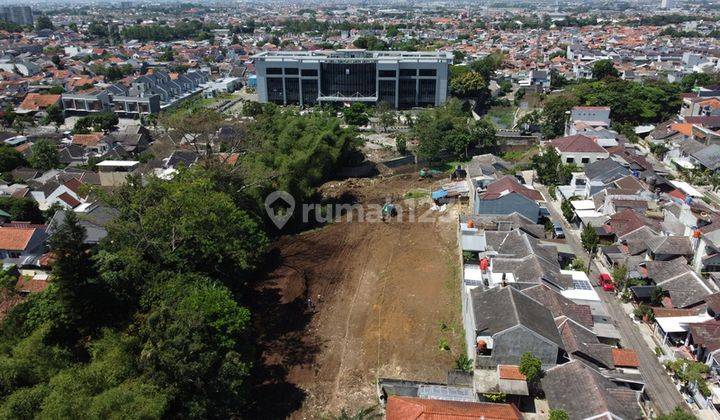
(0, 7, 33, 26)
(252, 50, 453, 109)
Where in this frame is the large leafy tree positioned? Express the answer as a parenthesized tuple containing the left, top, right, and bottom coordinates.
(0, 145, 26, 173)
(591, 59, 620, 80)
(540, 95, 577, 138)
(0, 197, 43, 223)
(581, 224, 599, 252)
(139, 275, 252, 418)
(28, 139, 60, 171)
(106, 169, 268, 284)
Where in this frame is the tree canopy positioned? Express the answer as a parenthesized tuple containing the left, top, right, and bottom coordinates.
(0, 107, 361, 418)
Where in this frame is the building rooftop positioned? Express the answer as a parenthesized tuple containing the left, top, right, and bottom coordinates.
(252, 49, 454, 62)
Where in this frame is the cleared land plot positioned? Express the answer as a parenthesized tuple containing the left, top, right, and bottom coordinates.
(249, 176, 464, 418)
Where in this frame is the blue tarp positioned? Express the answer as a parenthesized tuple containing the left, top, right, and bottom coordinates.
(431, 189, 448, 200)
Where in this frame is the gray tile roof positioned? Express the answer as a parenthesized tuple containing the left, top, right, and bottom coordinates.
(542, 360, 642, 420)
(584, 159, 631, 184)
(691, 144, 720, 171)
(471, 286, 563, 348)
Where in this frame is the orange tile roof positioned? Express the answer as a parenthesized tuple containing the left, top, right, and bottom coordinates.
(386, 396, 523, 420)
(612, 348, 640, 368)
(15, 275, 49, 294)
(72, 132, 105, 147)
(18, 93, 60, 111)
(699, 98, 720, 109)
(0, 226, 35, 251)
(671, 123, 693, 137)
(498, 365, 527, 381)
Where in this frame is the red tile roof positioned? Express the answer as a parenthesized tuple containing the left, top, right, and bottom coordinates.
(386, 396, 523, 420)
(57, 192, 81, 208)
(18, 93, 60, 111)
(0, 226, 35, 251)
(481, 176, 543, 202)
(498, 365, 527, 381)
(611, 348, 640, 368)
(550, 134, 607, 154)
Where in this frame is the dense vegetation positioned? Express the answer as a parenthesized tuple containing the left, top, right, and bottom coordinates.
(535, 78, 683, 138)
(0, 108, 360, 418)
(120, 20, 220, 42)
(412, 99, 497, 160)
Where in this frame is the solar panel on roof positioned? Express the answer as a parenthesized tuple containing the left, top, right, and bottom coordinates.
(572, 279, 592, 290)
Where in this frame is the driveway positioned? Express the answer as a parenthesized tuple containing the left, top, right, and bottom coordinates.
(538, 185, 688, 415)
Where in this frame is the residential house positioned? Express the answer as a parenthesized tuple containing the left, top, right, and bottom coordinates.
(385, 396, 523, 420)
(464, 285, 563, 369)
(0, 223, 47, 268)
(550, 134, 610, 166)
(542, 360, 642, 420)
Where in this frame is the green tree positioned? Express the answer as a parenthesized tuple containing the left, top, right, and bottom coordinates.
(532, 147, 562, 185)
(592, 59, 620, 80)
(549, 409, 570, 420)
(42, 104, 64, 131)
(342, 103, 369, 126)
(581, 224, 599, 252)
(35, 16, 54, 31)
(472, 119, 497, 152)
(612, 265, 628, 289)
(242, 101, 264, 117)
(138, 275, 252, 418)
(376, 101, 394, 132)
(518, 352, 543, 385)
(0, 196, 43, 223)
(2, 105, 16, 128)
(0, 145, 26, 173)
(656, 407, 697, 420)
(48, 211, 103, 334)
(561, 199, 574, 222)
(541, 95, 577, 138)
(450, 71, 488, 99)
(28, 139, 59, 171)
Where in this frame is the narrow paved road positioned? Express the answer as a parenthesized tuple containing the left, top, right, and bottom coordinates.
(538, 186, 688, 415)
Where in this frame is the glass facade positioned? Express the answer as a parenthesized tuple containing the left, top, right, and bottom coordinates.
(302, 79, 318, 105)
(320, 63, 376, 98)
(267, 78, 284, 103)
(418, 79, 436, 106)
(285, 78, 300, 104)
(379, 80, 396, 105)
(399, 77, 416, 108)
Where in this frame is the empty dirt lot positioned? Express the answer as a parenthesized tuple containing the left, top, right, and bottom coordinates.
(249, 174, 464, 418)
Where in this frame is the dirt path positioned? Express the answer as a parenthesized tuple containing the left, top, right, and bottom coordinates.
(250, 176, 464, 418)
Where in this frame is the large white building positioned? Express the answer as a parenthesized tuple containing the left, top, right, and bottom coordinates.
(252, 49, 453, 109)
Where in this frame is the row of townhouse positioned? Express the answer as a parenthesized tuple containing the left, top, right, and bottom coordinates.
(61, 70, 209, 116)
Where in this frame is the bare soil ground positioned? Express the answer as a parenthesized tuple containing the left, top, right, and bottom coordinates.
(247, 173, 464, 418)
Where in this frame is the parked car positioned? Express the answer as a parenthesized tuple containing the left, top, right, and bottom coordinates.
(553, 223, 565, 238)
(598, 273, 615, 291)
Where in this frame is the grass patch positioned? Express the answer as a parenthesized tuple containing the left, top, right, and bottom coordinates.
(404, 189, 430, 199)
(485, 106, 516, 129)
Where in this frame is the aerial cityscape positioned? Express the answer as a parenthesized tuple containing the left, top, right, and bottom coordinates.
(2, 0, 720, 419)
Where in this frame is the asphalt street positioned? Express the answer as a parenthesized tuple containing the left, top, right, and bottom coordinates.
(538, 185, 688, 415)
